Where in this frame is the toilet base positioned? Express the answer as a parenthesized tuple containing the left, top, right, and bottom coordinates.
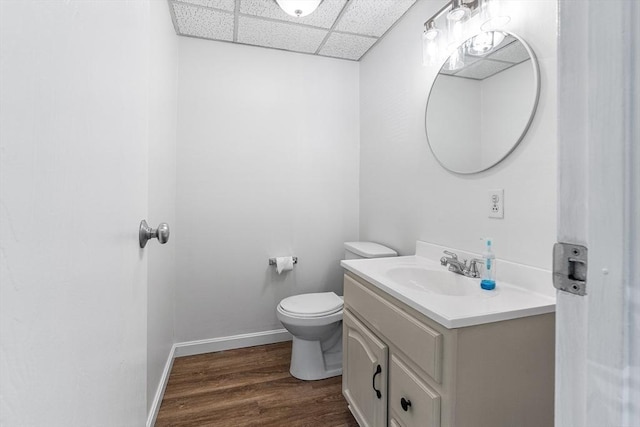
(289, 332, 343, 381)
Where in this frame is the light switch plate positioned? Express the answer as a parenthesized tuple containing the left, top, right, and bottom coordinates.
(488, 189, 504, 219)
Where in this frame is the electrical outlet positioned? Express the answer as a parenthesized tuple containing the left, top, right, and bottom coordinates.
(488, 189, 504, 219)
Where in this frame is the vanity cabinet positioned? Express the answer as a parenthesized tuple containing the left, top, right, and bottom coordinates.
(342, 272, 555, 427)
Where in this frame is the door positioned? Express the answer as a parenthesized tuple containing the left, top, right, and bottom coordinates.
(343, 310, 389, 427)
(0, 1, 149, 425)
(556, 0, 640, 425)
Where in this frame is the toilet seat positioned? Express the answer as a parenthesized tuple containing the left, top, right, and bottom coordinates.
(279, 292, 343, 318)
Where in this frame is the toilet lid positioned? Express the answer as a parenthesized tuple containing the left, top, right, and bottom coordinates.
(280, 292, 343, 317)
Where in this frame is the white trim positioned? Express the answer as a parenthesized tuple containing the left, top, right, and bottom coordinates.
(556, 1, 589, 425)
(557, 1, 640, 425)
(147, 345, 177, 427)
(174, 329, 292, 358)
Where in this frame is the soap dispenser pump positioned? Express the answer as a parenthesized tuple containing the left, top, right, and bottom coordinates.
(481, 238, 496, 290)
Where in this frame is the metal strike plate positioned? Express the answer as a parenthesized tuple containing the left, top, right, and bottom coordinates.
(553, 242, 588, 296)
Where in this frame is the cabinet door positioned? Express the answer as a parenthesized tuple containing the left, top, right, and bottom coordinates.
(389, 354, 441, 427)
(343, 310, 388, 427)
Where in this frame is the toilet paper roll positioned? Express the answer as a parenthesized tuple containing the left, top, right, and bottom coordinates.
(276, 256, 294, 274)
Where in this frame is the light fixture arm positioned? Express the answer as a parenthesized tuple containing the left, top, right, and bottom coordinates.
(423, 0, 479, 29)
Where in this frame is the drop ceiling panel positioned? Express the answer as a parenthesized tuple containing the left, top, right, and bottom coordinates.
(237, 16, 328, 54)
(178, 0, 235, 12)
(454, 59, 512, 80)
(169, 0, 419, 61)
(488, 40, 530, 64)
(172, 2, 234, 41)
(240, 0, 347, 29)
(334, 0, 417, 37)
(319, 32, 377, 60)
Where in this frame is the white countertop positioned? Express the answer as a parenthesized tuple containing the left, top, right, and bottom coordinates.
(341, 242, 556, 329)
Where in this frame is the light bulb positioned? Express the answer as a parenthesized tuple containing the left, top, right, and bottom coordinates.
(422, 21, 441, 66)
(447, 18, 465, 45)
(275, 0, 322, 17)
(422, 33, 440, 66)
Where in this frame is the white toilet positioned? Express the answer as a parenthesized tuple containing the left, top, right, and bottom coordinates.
(277, 241, 397, 380)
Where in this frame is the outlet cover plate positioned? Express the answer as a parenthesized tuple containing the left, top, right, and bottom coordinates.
(489, 189, 504, 219)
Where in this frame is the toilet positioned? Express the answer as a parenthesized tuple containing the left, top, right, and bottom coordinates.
(277, 241, 398, 380)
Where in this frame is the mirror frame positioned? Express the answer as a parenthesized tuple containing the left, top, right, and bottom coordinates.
(424, 31, 541, 175)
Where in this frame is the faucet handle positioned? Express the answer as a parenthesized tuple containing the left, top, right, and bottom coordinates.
(443, 250, 458, 259)
(467, 258, 484, 278)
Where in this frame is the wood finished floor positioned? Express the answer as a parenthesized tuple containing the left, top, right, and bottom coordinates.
(156, 342, 358, 427)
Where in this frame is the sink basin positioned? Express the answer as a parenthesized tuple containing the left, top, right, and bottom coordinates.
(385, 266, 490, 297)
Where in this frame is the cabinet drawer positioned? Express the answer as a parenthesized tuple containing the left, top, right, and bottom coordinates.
(389, 354, 441, 427)
(344, 274, 443, 382)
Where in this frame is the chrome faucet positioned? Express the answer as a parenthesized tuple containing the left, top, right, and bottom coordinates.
(440, 251, 483, 278)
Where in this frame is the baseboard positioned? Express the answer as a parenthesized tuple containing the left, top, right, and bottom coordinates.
(174, 328, 292, 358)
(147, 344, 176, 427)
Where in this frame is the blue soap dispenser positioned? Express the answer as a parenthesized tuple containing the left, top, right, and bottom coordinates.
(481, 238, 496, 290)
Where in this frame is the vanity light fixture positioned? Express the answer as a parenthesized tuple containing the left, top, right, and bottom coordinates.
(422, 21, 442, 66)
(469, 30, 505, 55)
(447, 0, 471, 23)
(421, 0, 511, 67)
(275, 0, 322, 17)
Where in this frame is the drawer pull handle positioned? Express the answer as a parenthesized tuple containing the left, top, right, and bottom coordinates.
(372, 364, 382, 399)
(401, 397, 412, 411)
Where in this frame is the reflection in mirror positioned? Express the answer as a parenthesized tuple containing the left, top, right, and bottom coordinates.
(425, 32, 540, 174)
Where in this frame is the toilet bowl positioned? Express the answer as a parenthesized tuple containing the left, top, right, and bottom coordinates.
(277, 292, 344, 381)
(277, 241, 397, 381)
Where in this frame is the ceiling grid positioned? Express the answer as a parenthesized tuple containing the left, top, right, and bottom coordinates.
(168, 0, 418, 61)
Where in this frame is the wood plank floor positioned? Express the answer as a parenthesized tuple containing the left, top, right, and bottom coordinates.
(156, 341, 359, 427)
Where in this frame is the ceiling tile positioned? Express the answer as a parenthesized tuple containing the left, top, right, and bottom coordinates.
(178, 0, 236, 12)
(240, 0, 347, 29)
(237, 16, 328, 53)
(454, 59, 513, 80)
(172, 2, 234, 41)
(488, 39, 531, 64)
(319, 32, 377, 60)
(334, 0, 416, 37)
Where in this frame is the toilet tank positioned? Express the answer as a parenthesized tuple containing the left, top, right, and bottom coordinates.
(344, 242, 398, 260)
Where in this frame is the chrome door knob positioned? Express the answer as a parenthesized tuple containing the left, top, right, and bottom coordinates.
(139, 220, 170, 248)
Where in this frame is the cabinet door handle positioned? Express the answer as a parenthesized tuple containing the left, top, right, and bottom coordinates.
(372, 364, 382, 399)
(401, 397, 412, 411)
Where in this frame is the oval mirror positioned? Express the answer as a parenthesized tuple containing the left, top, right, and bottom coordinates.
(425, 31, 540, 174)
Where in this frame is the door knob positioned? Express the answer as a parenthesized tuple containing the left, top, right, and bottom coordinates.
(139, 220, 170, 248)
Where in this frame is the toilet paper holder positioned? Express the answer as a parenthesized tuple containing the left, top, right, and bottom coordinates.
(268, 257, 298, 266)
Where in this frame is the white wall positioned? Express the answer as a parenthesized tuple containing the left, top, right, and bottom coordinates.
(480, 60, 535, 166)
(174, 39, 360, 342)
(359, 0, 557, 270)
(426, 75, 481, 171)
(0, 1, 150, 425)
(147, 0, 178, 418)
